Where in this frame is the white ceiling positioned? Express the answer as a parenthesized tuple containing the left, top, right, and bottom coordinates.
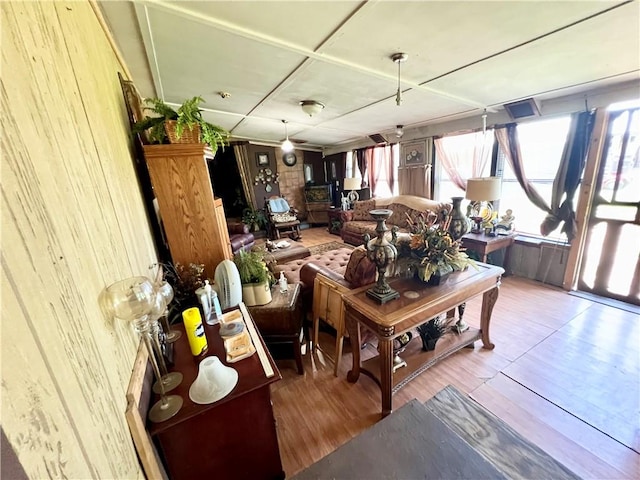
(100, 1, 640, 151)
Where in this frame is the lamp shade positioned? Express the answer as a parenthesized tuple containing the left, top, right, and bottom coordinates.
(465, 177, 501, 201)
(343, 177, 361, 191)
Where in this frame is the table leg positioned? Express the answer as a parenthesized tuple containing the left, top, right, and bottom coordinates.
(379, 337, 394, 417)
(480, 286, 499, 350)
(346, 313, 362, 383)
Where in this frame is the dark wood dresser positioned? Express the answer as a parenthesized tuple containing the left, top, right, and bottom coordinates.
(148, 319, 284, 480)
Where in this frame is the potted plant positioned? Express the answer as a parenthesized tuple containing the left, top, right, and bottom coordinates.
(133, 96, 229, 153)
(396, 211, 476, 285)
(233, 248, 274, 306)
(242, 206, 266, 232)
(416, 316, 452, 351)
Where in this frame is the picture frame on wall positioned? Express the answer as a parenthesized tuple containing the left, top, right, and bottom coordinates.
(256, 152, 269, 166)
(400, 140, 427, 166)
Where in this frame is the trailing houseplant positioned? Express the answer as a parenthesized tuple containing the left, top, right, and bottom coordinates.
(133, 96, 229, 153)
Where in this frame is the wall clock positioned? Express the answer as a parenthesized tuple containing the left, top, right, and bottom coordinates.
(282, 152, 297, 167)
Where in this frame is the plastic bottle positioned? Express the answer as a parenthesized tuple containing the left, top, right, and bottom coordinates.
(208, 281, 222, 324)
(182, 307, 208, 356)
(279, 271, 288, 294)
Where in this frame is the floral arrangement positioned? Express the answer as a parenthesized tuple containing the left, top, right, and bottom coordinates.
(159, 262, 206, 322)
(397, 209, 475, 282)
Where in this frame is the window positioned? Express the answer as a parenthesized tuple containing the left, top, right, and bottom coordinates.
(434, 130, 493, 202)
(500, 116, 571, 237)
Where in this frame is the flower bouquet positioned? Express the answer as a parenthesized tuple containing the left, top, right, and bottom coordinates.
(397, 210, 475, 284)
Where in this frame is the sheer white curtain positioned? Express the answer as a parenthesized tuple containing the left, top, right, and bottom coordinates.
(434, 131, 494, 190)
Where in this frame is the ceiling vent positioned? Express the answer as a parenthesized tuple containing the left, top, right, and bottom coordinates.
(503, 98, 540, 120)
(368, 133, 387, 145)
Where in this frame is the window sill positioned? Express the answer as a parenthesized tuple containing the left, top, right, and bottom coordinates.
(513, 233, 569, 248)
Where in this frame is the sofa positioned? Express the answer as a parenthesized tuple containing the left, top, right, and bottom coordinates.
(340, 195, 449, 246)
(228, 222, 255, 255)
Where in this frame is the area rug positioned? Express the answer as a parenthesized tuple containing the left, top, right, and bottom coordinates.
(308, 241, 354, 256)
(293, 385, 579, 480)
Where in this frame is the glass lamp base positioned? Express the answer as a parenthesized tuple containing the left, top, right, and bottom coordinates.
(153, 372, 183, 394)
(165, 329, 182, 343)
(148, 394, 183, 423)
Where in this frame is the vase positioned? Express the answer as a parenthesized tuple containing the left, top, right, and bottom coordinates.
(448, 196, 470, 240)
(364, 209, 400, 304)
(417, 263, 453, 286)
(242, 281, 272, 306)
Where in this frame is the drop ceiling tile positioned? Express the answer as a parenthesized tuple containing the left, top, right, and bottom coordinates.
(321, 1, 621, 82)
(428, 4, 640, 106)
(146, 7, 307, 113)
(172, 1, 361, 50)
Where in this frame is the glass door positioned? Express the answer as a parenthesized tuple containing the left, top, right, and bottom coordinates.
(578, 107, 640, 305)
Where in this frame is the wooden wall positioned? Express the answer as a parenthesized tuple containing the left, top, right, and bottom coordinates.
(1, 2, 157, 478)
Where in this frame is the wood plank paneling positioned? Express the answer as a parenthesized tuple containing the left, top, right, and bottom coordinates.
(1, 1, 156, 478)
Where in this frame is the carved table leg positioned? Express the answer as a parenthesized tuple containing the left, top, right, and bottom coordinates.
(480, 285, 500, 349)
(346, 312, 362, 383)
(378, 337, 394, 417)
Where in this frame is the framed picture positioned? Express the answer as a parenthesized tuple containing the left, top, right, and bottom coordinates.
(401, 140, 427, 166)
(256, 152, 269, 166)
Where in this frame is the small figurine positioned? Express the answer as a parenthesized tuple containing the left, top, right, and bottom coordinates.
(496, 209, 515, 232)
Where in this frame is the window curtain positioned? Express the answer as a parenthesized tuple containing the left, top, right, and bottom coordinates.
(232, 143, 256, 209)
(354, 147, 374, 188)
(434, 131, 493, 190)
(368, 145, 394, 196)
(398, 165, 431, 197)
(495, 111, 595, 242)
(541, 110, 596, 241)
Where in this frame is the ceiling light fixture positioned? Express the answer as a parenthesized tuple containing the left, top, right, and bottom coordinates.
(395, 125, 404, 138)
(281, 120, 293, 152)
(300, 100, 325, 117)
(391, 52, 408, 106)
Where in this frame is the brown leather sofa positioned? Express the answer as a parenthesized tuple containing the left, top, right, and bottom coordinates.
(228, 222, 255, 255)
(273, 246, 377, 316)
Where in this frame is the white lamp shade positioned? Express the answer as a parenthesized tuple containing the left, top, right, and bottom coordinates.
(465, 177, 501, 201)
(343, 177, 361, 191)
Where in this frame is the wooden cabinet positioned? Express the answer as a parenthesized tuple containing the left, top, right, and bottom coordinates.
(148, 320, 284, 480)
(304, 184, 332, 225)
(143, 144, 232, 279)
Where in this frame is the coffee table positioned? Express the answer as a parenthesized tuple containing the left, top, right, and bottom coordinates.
(343, 263, 504, 416)
(266, 242, 310, 265)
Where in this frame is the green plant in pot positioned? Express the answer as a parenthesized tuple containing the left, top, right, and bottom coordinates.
(242, 206, 266, 232)
(133, 96, 229, 153)
(233, 248, 274, 306)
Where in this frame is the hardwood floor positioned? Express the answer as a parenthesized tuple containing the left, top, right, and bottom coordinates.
(268, 228, 640, 479)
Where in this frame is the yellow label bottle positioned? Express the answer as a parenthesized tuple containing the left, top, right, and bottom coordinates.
(182, 307, 208, 356)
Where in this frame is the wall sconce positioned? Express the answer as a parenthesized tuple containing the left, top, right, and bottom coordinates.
(300, 100, 325, 117)
(395, 125, 404, 138)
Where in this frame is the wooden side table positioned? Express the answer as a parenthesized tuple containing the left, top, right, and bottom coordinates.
(248, 283, 304, 374)
(461, 232, 515, 273)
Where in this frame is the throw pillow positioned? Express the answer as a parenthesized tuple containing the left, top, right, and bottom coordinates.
(388, 203, 412, 228)
(344, 247, 377, 287)
(352, 199, 376, 221)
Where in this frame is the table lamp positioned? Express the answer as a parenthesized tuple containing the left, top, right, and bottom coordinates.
(343, 177, 361, 208)
(465, 177, 501, 234)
